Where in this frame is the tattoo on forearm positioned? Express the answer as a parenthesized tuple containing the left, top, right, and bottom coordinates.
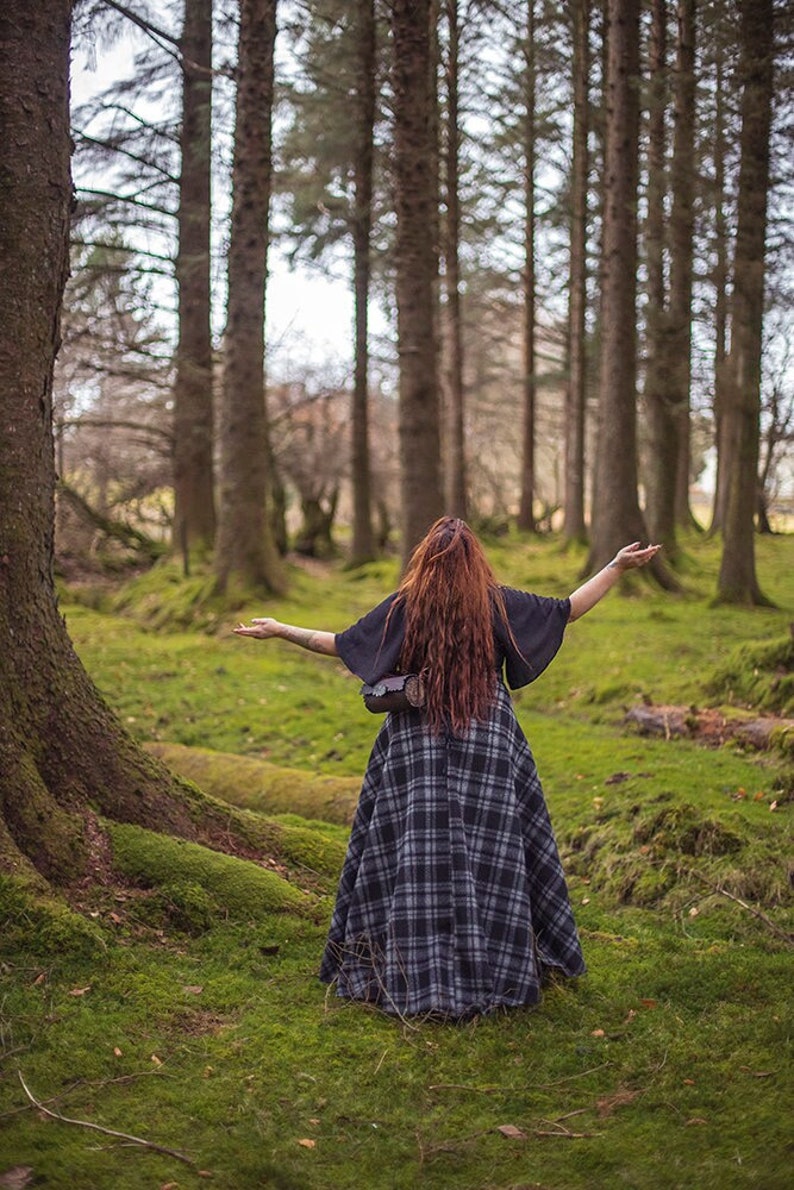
(282, 624, 330, 653)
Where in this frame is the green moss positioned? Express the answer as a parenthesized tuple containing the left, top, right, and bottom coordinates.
(706, 632, 794, 716)
(633, 804, 745, 857)
(107, 822, 316, 919)
(140, 881, 221, 935)
(3, 532, 794, 1190)
(0, 874, 106, 960)
(146, 741, 360, 825)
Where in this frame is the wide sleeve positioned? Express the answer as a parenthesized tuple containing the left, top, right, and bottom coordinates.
(334, 593, 405, 684)
(497, 587, 570, 690)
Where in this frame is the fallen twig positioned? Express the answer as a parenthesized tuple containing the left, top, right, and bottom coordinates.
(535, 1126, 602, 1138)
(17, 1071, 196, 1168)
(685, 870, 793, 947)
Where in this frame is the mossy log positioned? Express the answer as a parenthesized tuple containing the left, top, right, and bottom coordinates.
(146, 742, 360, 825)
(625, 705, 794, 756)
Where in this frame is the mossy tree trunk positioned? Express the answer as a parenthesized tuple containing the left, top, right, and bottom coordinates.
(349, 0, 377, 567)
(586, 0, 677, 589)
(516, 0, 537, 535)
(214, 0, 284, 595)
(563, 0, 589, 546)
(441, 0, 468, 522)
(0, 0, 290, 893)
(716, 0, 773, 605)
(586, 0, 648, 569)
(391, 0, 444, 563)
(173, 0, 216, 562)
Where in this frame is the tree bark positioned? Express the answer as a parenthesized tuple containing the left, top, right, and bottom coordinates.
(670, 0, 697, 531)
(709, 33, 731, 535)
(442, 0, 468, 520)
(214, 0, 284, 594)
(642, 0, 679, 552)
(586, 0, 648, 567)
(563, 0, 589, 545)
(390, 0, 444, 563)
(173, 0, 216, 563)
(349, 0, 377, 566)
(517, 0, 537, 533)
(717, 0, 773, 604)
(0, 0, 235, 888)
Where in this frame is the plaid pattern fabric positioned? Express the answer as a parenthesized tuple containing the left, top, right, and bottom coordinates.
(319, 684, 585, 1018)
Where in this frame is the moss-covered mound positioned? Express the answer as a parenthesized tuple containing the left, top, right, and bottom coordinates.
(0, 874, 107, 960)
(707, 631, 794, 717)
(146, 741, 360, 825)
(108, 823, 318, 921)
(563, 794, 793, 916)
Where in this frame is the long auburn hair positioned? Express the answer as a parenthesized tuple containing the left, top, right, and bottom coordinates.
(393, 516, 510, 736)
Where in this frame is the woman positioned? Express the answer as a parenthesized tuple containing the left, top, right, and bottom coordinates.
(235, 518, 660, 1018)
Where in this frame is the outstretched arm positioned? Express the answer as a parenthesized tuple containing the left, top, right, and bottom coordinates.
(233, 617, 338, 656)
(568, 542, 662, 622)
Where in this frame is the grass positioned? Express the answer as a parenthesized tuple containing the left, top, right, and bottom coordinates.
(1, 530, 792, 1188)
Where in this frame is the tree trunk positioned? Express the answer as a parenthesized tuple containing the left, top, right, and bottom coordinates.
(391, 0, 444, 562)
(0, 0, 232, 888)
(173, 0, 216, 563)
(563, 0, 589, 545)
(717, 0, 773, 605)
(709, 35, 730, 535)
(349, 0, 376, 566)
(517, 0, 537, 533)
(586, 0, 648, 568)
(442, 0, 468, 520)
(214, 0, 284, 595)
(670, 0, 697, 531)
(642, 0, 679, 552)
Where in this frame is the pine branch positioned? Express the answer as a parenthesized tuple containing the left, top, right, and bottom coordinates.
(74, 130, 178, 184)
(75, 187, 176, 219)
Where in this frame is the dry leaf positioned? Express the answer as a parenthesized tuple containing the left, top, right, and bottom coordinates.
(685, 1117, 707, 1126)
(497, 1124, 527, 1140)
(688, 906, 700, 917)
(161, 1183, 179, 1190)
(581, 897, 591, 905)
(753, 791, 765, 801)
(0, 1167, 35, 1189)
(591, 1028, 605, 1037)
(32, 973, 46, 987)
(639, 999, 657, 1009)
(113, 1047, 123, 1057)
(682, 1078, 695, 1086)
(596, 1089, 640, 1117)
(68, 986, 91, 997)
(297, 1138, 316, 1149)
(309, 1118, 321, 1126)
(109, 912, 123, 924)
(150, 1054, 163, 1066)
(182, 985, 203, 995)
(769, 800, 778, 811)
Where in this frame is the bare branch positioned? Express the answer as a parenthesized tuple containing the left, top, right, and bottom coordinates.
(17, 1070, 195, 1167)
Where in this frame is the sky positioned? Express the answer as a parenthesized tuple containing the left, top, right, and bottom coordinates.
(69, 31, 357, 376)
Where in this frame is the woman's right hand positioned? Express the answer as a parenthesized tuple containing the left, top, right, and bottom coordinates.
(610, 542, 662, 572)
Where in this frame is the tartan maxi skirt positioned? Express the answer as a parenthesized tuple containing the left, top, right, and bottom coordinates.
(319, 683, 586, 1018)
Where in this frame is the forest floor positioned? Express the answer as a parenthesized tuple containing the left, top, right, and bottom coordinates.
(1, 531, 792, 1189)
